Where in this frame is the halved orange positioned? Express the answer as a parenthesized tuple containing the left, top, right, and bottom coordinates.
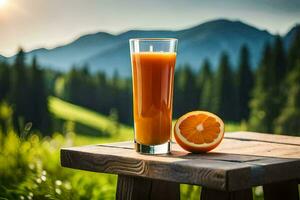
(174, 111, 225, 153)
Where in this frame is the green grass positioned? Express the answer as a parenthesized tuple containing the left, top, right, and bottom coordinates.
(1, 100, 264, 200)
(49, 96, 133, 144)
(49, 96, 244, 145)
(225, 121, 247, 132)
(47, 97, 252, 199)
(49, 96, 132, 134)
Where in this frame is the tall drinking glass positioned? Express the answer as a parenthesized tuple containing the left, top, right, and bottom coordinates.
(129, 38, 178, 154)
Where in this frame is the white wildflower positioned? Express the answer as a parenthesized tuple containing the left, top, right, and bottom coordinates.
(55, 180, 62, 186)
(55, 188, 61, 195)
(41, 175, 46, 182)
(64, 182, 71, 190)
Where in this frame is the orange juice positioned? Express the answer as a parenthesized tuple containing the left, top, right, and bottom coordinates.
(131, 52, 176, 145)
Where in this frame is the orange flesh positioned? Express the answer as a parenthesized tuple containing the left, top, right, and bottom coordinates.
(131, 52, 176, 145)
(178, 114, 221, 144)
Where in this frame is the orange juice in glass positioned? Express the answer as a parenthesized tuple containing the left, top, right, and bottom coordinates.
(129, 38, 178, 154)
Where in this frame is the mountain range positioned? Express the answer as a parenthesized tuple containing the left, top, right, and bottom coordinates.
(2, 19, 300, 76)
(0, 55, 6, 61)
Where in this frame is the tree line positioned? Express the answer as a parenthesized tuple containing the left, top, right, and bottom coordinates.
(0, 31, 299, 136)
(0, 50, 51, 135)
(56, 43, 255, 126)
(173, 46, 253, 123)
(173, 33, 300, 135)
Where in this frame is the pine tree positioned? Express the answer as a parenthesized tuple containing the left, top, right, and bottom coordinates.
(272, 35, 287, 83)
(10, 48, 30, 134)
(66, 67, 81, 105)
(0, 61, 10, 101)
(236, 45, 254, 121)
(111, 70, 120, 110)
(248, 43, 277, 132)
(275, 61, 300, 135)
(29, 57, 52, 135)
(174, 64, 197, 116)
(272, 35, 288, 121)
(287, 29, 300, 71)
(197, 59, 213, 111)
(213, 52, 236, 121)
(274, 30, 300, 135)
(173, 67, 183, 117)
(95, 72, 110, 114)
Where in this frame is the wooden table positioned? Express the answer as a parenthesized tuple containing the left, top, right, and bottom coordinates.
(61, 132, 300, 200)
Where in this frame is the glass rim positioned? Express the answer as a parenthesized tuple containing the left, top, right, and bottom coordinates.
(129, 38, 178, 42)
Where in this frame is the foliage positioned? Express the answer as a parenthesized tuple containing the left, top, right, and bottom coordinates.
(213, 52, 237, 121)
(49, 96, 132, 137)
(236, 45, 254, 121)
(0, 50, 52, 136)
(10, 49, 30, 133)
(1, 31, 300, 135)
(174, 65, 199, 116)
(0, 61, 10, 100)
(0, 101, 263, 200)
(1, 23, 300, 200)
(63, 67, 133, 125)
(287, 29, 300, 71)
(197, 59, 214, 111)
(248, 43, 274, 132)
(0, 101, 119, 200)
(28, 57, 52, 135)
(248, 33, 299, 134)
(0, 129, 117, 200)
(275, 62, 300, 135)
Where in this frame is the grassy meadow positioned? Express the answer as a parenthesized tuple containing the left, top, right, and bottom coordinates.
(0, 97, 262, 200)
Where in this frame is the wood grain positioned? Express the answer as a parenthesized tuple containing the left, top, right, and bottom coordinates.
(61, 146, 252, 191)
(212, 138, 300, 159)
(61, 132, 300, 191)
(225, 132, 300, 146)
(105, 134, 300, 159)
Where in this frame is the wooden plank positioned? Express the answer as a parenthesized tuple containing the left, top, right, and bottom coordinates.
(245, 158, 300, 186)
(101, 141, 134, 149)
(60, 145, 251, 191)
(105, 138, 300, 159)
(116, 175, 151, 200)
(200, 187, 253, 200)
(213, 138, 300, 159)
(225, 132, 300, 146)
(150, 178, 180, 200)
(61, 142, 300, 191)
(263, 180, 299, 200)
(116, 175, 180, 200)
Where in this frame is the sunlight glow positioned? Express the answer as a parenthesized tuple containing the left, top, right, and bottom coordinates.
(0, 0, 7, 7)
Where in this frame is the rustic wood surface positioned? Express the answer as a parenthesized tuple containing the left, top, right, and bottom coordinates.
(116, 175, 180, 200)
(61, 131, 300, 191)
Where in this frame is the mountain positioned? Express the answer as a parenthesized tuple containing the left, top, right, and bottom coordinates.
(284, 24, 300, 49)
(17, 32, 115, 70)
(0, 55, 6, 61)
(5, 19, 297, 76)
(83, 20, 274, 76)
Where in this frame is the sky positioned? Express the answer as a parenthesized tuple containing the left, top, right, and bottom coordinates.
(0, 0, 299, 56)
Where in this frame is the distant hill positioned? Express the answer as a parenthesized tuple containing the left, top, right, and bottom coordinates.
(0, 55, 6, 61)
(283, 24, 300, 49)
(49, 96, 132, 137)
(3, 19, 299, 76)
